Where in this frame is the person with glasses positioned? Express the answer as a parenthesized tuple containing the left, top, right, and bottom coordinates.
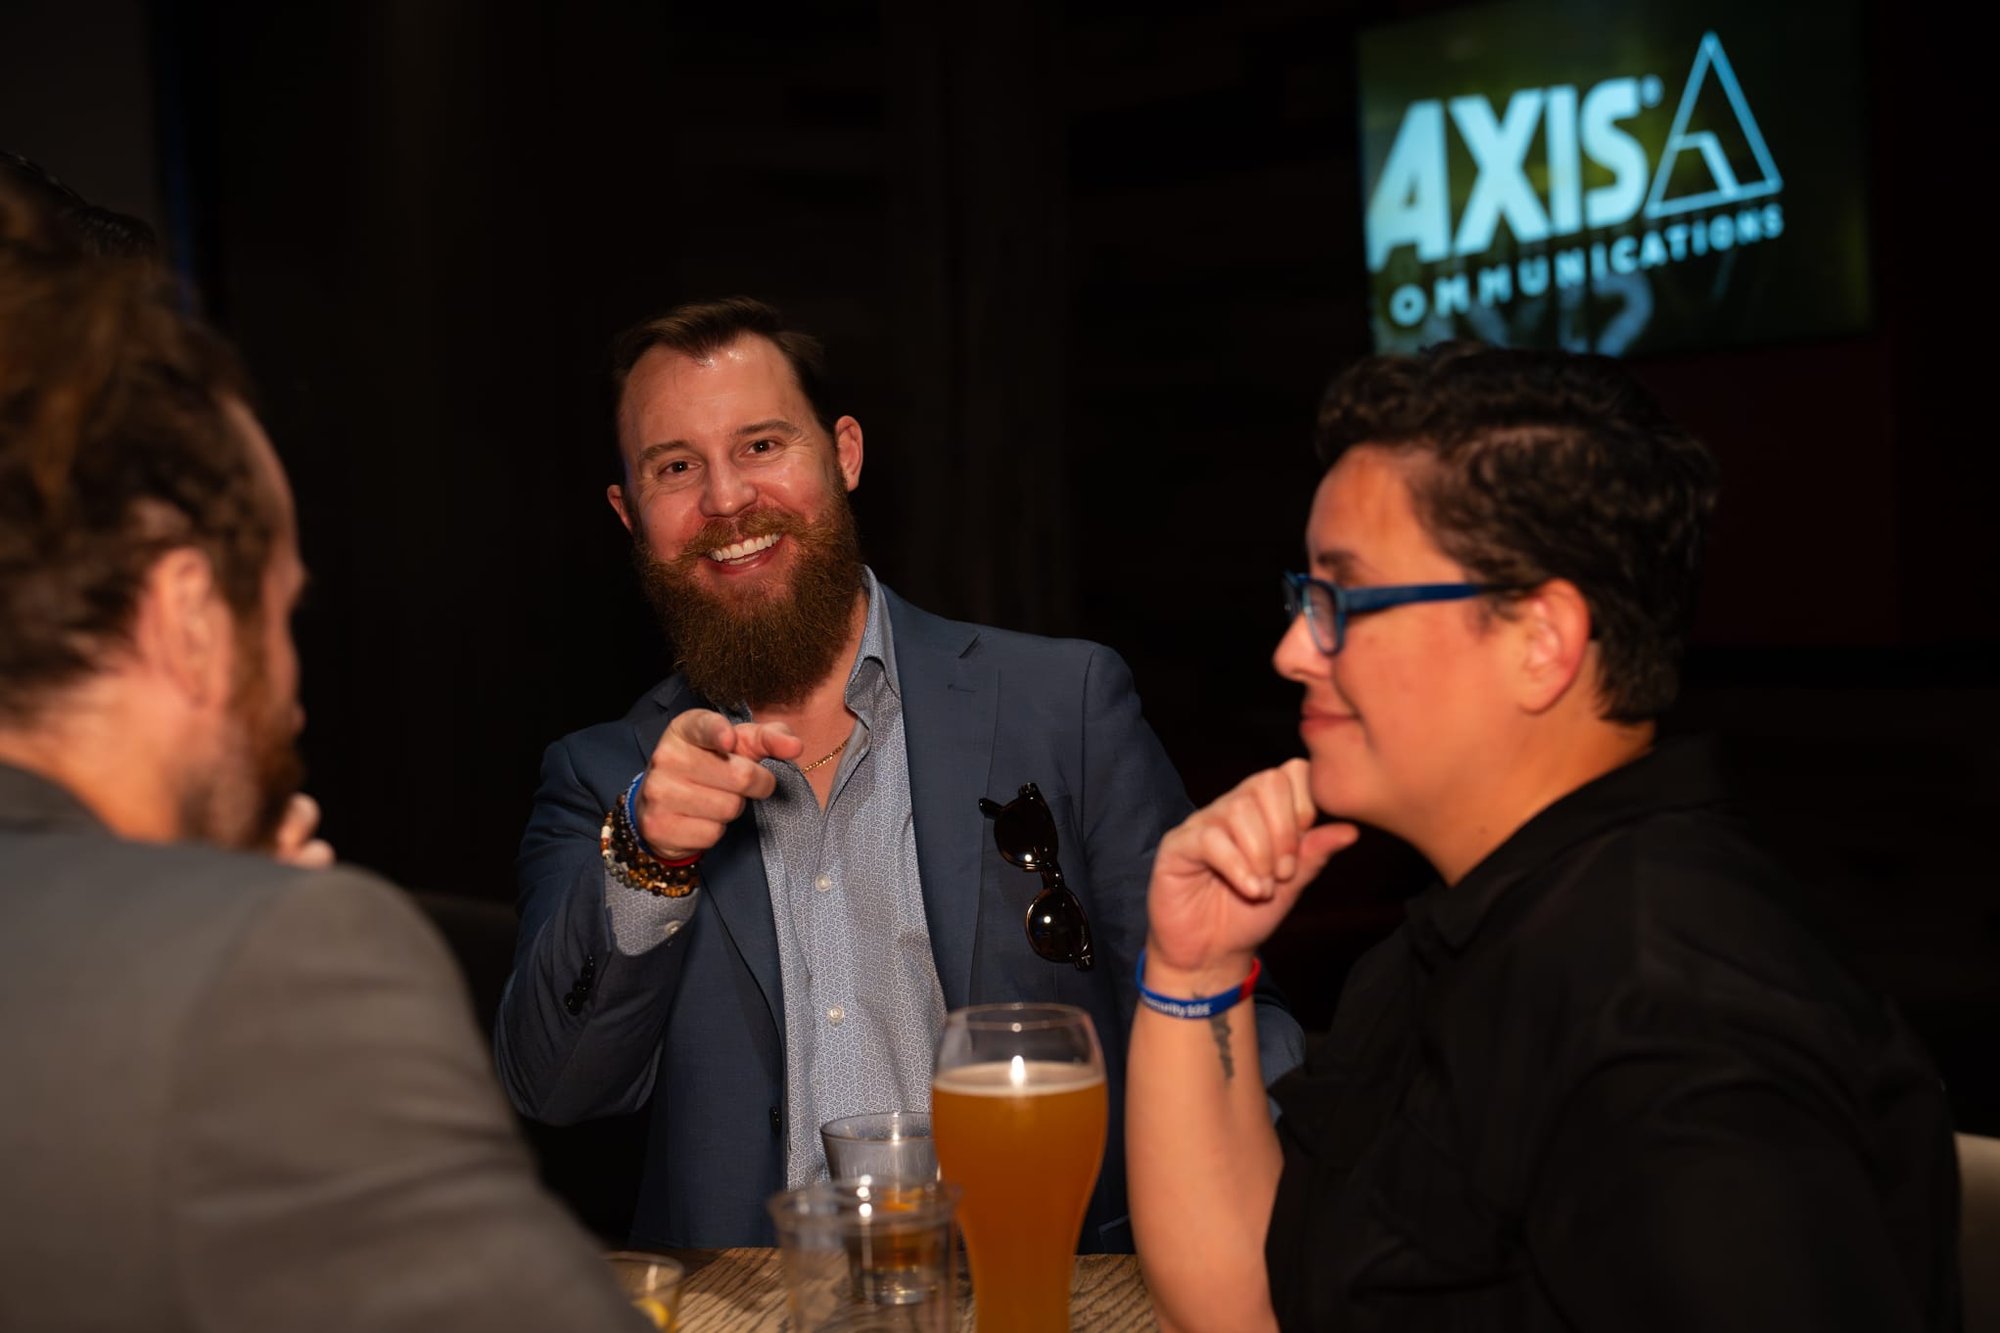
(1126, 344, 1960, 1331)
(492, 297, 1305, 1254)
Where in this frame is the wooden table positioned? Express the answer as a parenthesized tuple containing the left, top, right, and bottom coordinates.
(666, 1247, 1159, 1331)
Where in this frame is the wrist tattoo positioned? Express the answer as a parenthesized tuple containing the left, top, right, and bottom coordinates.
(1208, 1011, 1235, 1082)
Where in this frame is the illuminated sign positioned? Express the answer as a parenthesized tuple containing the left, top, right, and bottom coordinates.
(1358, 0, 1870, 356)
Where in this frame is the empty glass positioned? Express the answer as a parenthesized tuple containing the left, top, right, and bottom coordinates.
(822, 1111, 939, 1184)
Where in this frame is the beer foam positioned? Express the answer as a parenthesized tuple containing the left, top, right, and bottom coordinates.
(933, 1060, 1105, 1097)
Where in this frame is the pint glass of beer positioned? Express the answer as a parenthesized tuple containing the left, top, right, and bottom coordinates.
(930, 1003, 1107, 1332)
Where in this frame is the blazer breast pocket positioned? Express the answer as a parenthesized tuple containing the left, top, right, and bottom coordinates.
(974, 784, 1081, 1001)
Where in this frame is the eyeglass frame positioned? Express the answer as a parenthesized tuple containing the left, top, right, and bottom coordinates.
(1281, 570, 1523, 656)
(976, 782, 1094, 972)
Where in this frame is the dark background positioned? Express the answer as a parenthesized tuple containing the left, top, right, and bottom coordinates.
(6, 0, 1995, 1222)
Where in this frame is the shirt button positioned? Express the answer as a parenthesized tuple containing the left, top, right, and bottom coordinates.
(663, 920, 683, 940)
(827, 1005, 845, 1026)
(815, 874, 833, 893)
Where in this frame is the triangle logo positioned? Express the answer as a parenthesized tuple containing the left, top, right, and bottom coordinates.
(1642, 32, 1783, 220)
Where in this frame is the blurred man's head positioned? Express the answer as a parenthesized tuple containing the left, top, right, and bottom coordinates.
(1274, 342, 1717, 873)
(605, 297, 865, 710)
(0, 181, 304, 849)
(0, 149, 161, 261)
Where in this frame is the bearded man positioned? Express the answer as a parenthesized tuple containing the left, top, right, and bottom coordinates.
(493, 297, 1302, 1250)
(0, 182, 646, 1330)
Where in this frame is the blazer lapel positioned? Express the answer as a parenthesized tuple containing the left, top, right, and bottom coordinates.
(887, 589, 996, 1011)
(700, 810, 784, 1028)
(633, 680, 785, 1032)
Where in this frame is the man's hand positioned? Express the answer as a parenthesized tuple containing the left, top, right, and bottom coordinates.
(1145, 759, 1358, 979)
(634, 709, 805, 859)
(273, 792, 336, 869)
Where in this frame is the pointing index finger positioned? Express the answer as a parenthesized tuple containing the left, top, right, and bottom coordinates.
(668, 708, 739, 756)
(733, 721, 806, 763)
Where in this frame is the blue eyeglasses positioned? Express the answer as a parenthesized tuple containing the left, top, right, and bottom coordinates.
(1281, 571, 1516, 656)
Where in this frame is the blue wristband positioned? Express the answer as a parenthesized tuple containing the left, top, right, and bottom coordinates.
(622, 771, 652, 856)
(622, 770, 700, 868)
(1134, 948, 1261, 1020)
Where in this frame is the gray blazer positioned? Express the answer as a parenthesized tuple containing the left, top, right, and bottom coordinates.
(0, 764, 647, 1333)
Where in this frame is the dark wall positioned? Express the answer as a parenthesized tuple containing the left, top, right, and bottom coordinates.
(6, 0, 1994, 1127)
(0, 0, 161, 223)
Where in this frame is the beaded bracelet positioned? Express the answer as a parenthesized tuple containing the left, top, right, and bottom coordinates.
(601, 773, 701, 898)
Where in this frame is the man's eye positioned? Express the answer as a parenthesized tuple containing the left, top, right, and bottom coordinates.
(660, 459, 692, 475)
(748, 439, 776, 454)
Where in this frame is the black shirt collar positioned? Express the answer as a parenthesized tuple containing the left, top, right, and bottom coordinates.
(1404, 735, 1733, 960)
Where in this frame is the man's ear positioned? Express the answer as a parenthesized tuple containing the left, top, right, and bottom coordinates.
(607, 483, 633, 532)
(136, 547, 232, 707)
(1513, 578, 1593, 714)
(832, 415, 864, 492)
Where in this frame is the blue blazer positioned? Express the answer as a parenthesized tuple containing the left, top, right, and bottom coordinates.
(493, 586, 1300, 1250)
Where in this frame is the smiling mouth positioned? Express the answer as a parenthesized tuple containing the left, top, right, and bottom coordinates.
(706, 533, 781, 564)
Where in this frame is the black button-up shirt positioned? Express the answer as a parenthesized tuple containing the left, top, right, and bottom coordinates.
(1267, 738, 1960, 1331)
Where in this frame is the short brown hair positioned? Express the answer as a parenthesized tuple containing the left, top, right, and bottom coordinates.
(610, 296, 835, 437)
(1314, 342, 1719, 722)
(0, 183, 275, 724)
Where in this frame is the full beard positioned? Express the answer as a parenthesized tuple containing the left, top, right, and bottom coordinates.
(634, 494, 865, 712)
(181, 626, 306, 851)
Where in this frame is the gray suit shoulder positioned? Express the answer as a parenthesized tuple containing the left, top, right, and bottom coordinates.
(10, 827, 431, 960)
(162, 853, 643, 1333)
(146, 850, 474, 1047)
(237, 859, 461, 975)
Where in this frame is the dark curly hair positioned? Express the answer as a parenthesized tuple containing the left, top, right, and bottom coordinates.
(1313, 342, 1718, 722)
(0, 181, 274, 725)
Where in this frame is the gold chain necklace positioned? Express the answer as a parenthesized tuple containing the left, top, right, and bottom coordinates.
(798, 737, 849, 773)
